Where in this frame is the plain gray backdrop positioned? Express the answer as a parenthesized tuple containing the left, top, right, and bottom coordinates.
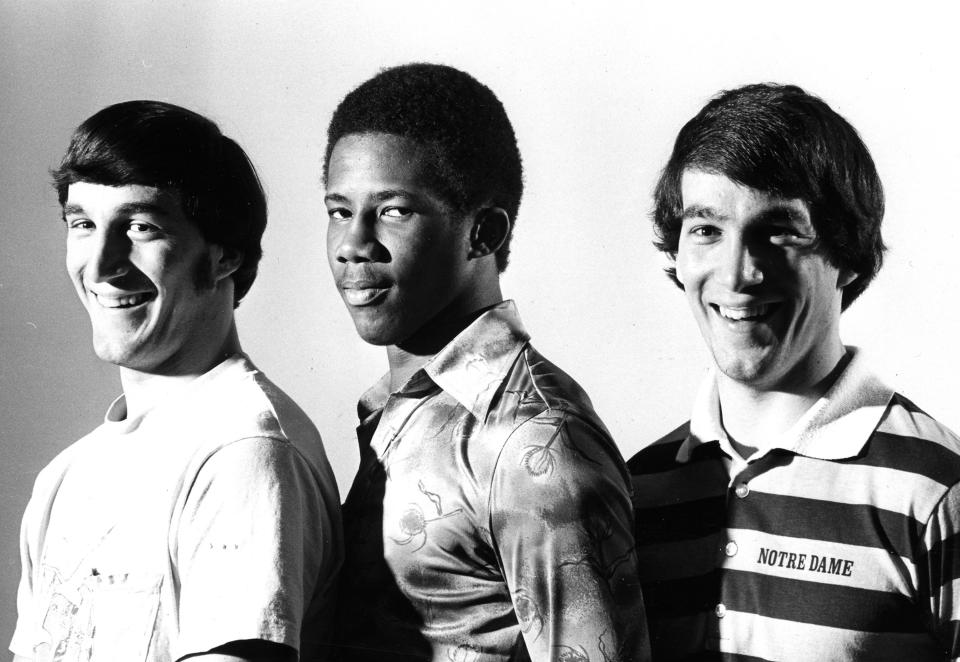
(2, 0, 959, 651)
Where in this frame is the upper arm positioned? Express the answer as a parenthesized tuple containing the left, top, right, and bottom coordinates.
(490, 411, 650, 661)
(173, 437, 336, 660)
(920, 480, 960, 654)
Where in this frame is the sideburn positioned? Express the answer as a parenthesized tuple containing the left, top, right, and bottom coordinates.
(192, 250, 217, 292)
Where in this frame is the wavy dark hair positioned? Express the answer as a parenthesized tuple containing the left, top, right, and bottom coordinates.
(53, 100, 267, 307)
(323, 63, 523, 272)
(653, 83, 885, 310)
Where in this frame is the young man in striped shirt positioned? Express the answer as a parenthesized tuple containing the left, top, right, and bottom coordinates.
(629, 83, 960, 660)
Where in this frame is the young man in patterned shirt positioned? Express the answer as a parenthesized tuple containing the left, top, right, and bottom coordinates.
(323, 63, 649, 662)
(629, 83, 960, 660)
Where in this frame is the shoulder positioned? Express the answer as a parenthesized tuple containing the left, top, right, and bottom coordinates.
(869, 393, 960, 486)
(504, 343, 596, 417)
(492, 344, 619, 462)
(878, 393, 960, 448)
(185, 362, 332, 478)
(29, 422, 108, 498)
(245, 370, 330, 462)
(472, 345, 628, 503)
(626, 421, 691, 475)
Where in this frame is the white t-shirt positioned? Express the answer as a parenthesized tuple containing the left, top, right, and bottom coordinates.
(11, 355, 342, 662)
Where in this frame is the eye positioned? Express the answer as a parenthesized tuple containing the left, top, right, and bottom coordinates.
(65, 218, 94, 231)
(687, 224, 721, 242)
(127, 221, 161, 237)
(768, 226, 814, 247)
(381, 206, 412, 219)
(327, 208, 351, 221)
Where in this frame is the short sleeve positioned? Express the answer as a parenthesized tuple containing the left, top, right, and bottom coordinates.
(919, 480, 960, 659)
(172, 436, 335, 660)
(489, 410, 651, 662)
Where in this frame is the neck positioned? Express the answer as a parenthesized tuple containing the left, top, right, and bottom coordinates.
(119, 323, 242, 420)
(386, 292, 503, 393)
(717, 343, 850, 455)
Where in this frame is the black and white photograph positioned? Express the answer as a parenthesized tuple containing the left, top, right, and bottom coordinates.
(2, 1, 958, 660)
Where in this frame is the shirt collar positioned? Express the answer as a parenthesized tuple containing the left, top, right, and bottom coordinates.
(358, 300, 530, 422)
(678, 347, 895, 463)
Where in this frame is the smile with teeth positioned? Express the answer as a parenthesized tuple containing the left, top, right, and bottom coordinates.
(715, 303, 776, 321)
(342, 286, 389, 306)
(93, 292, 154, 309)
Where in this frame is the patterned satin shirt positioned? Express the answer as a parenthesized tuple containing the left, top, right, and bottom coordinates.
(334, 301, 649, 662)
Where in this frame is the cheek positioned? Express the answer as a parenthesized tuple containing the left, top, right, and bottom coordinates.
(396, 228, 460, 280)
(150, 249, 200, 292)
(325, 226, 341, 264)
(675, 257, 688, 287)
(798, 258, 842, 300)
(65, 242, 84, 280)
(674, 246, 703, 289)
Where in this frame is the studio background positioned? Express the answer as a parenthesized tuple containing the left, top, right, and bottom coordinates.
(2, 0, 958, 648)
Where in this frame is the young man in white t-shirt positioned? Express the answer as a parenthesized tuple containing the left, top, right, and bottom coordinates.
(11, 101, 342, 662)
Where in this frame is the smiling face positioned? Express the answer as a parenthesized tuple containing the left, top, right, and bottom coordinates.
(65, 182, 231, 374)
(676, 170, 856, 392)
(325, 133, 488, 349)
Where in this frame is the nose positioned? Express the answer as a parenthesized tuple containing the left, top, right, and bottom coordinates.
(84, 229, 131, 283)
(332, 215, 387, 263)
(718, 237, 763, 291)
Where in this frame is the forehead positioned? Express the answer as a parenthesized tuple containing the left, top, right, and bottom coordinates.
(680, 169, 811, 225)
(64, 182, 185, 218)
(326, 133, 437, 194)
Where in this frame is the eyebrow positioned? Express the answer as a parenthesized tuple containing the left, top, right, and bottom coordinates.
(324, 189, 420, 205)
(755, 206, 807, 224)
(681, 204, 723, 221)
(62, 202, 171, 217)
(681, 203, 807, 224)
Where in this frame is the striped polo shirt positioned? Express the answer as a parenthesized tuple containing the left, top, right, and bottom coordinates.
(629, 348, 960, 661)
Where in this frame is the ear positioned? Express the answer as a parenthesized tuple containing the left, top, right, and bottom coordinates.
(467, 207, 510, 259)
(837, 267, 858, 290)
(211, 244, 244, 283)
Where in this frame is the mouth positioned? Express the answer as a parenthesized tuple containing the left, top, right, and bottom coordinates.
(91, 292, 155, 309)
(712, 302, 779, 323)
(341, 284, 390, 307)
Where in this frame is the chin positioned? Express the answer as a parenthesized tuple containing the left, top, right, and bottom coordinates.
(353, 323, 400, 347)
(92, 337, 158, 371)
(714, 349, 777, 386)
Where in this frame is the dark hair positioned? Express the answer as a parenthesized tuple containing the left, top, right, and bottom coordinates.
(53, 100, 267, 307)
(652, 83, 885, 310)
(323, 63, 523, 272)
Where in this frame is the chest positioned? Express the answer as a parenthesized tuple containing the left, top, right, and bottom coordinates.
(345, 396, 503, 588)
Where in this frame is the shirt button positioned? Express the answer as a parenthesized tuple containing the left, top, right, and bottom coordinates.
(715, 603, 727, 618)
(724, 541, 738, 557)
(735, 482, 750, 498)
